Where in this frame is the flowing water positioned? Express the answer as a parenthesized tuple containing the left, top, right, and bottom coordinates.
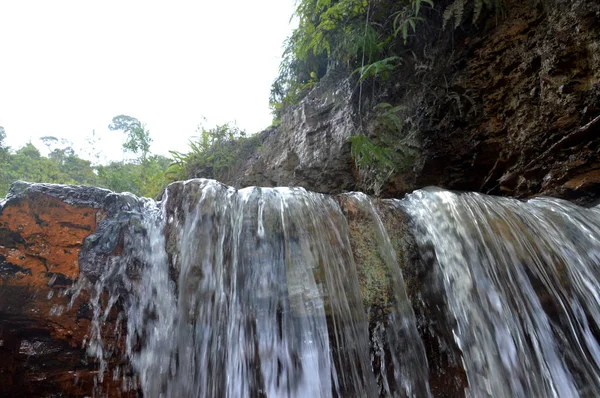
(81, 179, 429, 397)
(403, 187, 600, 398)
(78, 180, 600, 397)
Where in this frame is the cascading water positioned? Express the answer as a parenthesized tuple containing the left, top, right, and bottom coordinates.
(341, 193, 431, 398)
(80, 179, 428, 397)
(77, 180, 600, 398)
(152, 180, 373, 397)
(402, 187, 600, 398)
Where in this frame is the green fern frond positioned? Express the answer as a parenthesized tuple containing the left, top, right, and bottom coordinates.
(443, 0, 504, 29)
(374, 102, 406, 131)
(355, 56, 402, 82)
(348, 135, 395, 170)
(473, 0, 483, 23)
(443, 0, 466, 30)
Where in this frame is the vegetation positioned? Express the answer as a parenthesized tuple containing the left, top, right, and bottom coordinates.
(0, 117, 171, 199)
(270, 0, 503, 186)
(1, 1, 505, 198)
(269, 0, 435, 122)
(0, 117, 262, 199)
(168, 122, 262, 183)
(443, 0, 503, 29)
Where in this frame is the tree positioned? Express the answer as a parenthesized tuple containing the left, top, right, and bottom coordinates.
(40, 136, 59, 152)
(0, 127, 11, 196)
(108, 115, 152, 161)
(0, 127, 7, 148)
(0, 127, 9, 164)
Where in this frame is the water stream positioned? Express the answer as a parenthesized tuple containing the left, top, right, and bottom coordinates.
(79, 180, 600, 397)
(403, 187, 600, 398)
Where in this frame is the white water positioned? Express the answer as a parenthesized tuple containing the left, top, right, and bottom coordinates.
(78, 181, 600, 398)
(403, 188, 600, 398)
(82, 179, 430, 397)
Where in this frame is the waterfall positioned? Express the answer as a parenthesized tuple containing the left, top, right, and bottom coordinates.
(78, 180, 600, 397)
(81, 179, 429, 397)
(403, 187, 600, 398)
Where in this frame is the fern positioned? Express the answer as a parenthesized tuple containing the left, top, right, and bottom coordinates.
(355, 56, 402, 82)
(472, 0, 483, 23)
(443, 0, 465, 29)
(374, 102, 406, 131)
(348, 133, 399, 195)
(443, 0, 503, 29)
(348, 135, 395, 171)
(392, 0, 433, 44)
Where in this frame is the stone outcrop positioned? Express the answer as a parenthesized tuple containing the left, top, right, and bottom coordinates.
(207, 0, 600, 205)
(0, 180, 469, 396)
(391, 0, 600, 205)
(0, 182, 135, 397)
(230, 76, 359, 194)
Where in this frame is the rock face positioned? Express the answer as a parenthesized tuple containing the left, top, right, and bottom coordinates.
(210, 75, 360, 195)
(394, 0, 600, 205)
(212, 0, 600, 204)
(0, 182, 135, 397)
(0, 180, 468, 396)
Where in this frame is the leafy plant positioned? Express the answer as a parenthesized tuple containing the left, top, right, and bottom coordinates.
(356, 56, 403, 82)
(443, 0, 504, 29)
(348, 134, 395, 172)
(0, 123, 170, 199)
(374, 102, 406, 131)
(109, 115, 152, 161)
(168, 122, 261, 184)
(392, 0, 433, 43)
(269, 0, 436, 122)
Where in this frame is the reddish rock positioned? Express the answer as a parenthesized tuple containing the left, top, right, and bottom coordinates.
(0, 183, 136, 397)
(563, 169, 600, 191)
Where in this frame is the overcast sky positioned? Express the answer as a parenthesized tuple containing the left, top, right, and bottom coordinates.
(0, 1, 296, 162)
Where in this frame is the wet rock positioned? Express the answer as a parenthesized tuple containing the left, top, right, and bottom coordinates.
(190, 76, 359, 195)
(337, 193, 467, 397)
(0, 182, 135, 397)
(563, 169, 600, 191)
(79, 192, 151, 284)
(375, 201, 468, 397)
(211, 0, 600, 205)
(337, 195, 393, 313)
(382, 0, 600, 204)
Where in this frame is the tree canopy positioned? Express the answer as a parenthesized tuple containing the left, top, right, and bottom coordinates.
(0, 118, 170, 199)
(109, 115, 152, 161)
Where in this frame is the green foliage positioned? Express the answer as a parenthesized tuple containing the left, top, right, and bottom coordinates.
(349, 102, 406, 175)
(95, 162, 139, 194)
(442, 0, 503, 29)
(0, 140, 97, 196)
(269, 0, 436, 121)
(374, 102, 406, 131)
(0, 127, 12, 195)
(392, 0, 433, 44)
(0, 121, 170, 199)
(270, 0, 504, 122)
(348, 134, 395, 172)
(169, 122, 262, 183)
(348, 101, 418, 193)
(95, 155, 171, 198)
(109, 115, 152, 160)
(356, 56, 402, 82)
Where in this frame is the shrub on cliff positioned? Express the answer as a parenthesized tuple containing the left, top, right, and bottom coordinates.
(270, 0, 503, 190)
(168, 122, 262, 183)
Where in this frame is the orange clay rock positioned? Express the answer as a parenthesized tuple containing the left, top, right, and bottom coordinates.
(0, 182, 137, 397)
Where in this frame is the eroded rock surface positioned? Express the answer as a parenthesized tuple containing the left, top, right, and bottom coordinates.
(0, 182, 135, 397)
(203, 0, 600, 205)
(395, 0, 600, 205)
(192, 76, 359, 195)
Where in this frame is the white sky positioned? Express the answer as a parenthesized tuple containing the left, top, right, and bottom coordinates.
(0, 0, 296, 163)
